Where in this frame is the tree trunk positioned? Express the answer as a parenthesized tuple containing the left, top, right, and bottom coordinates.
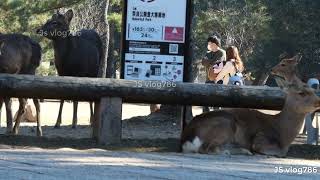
(106, 21, 116, 78)
(68, 0, 110, 78)
(252, 72, 270, 86)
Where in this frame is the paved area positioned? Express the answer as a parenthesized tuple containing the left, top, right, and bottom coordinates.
(0, 147, 319, 180)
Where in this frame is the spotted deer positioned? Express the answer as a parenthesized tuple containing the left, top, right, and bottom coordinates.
(181, 85, 320, 157)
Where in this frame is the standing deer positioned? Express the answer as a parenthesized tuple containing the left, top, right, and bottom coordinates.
(37, 10, 104, 128)
(181, 85, 320, 157)
(270, 53, 304, 88)
(0, 33, 42, 136)
(271, 54, 319, 144)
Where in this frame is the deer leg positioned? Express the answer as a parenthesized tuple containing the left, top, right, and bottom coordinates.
(199, 143, 222, 155)
(12, 98, 27, 135)
(252, 135, 286, 157)
(254, 143, 285, 157)
(4, 98, 13, 134)
(55, 100, 64, 128)
(72, 101, 78, 129)
(90, 101, 94, 126)
(219, 144, 253, 156)
(33, 98, 42, 136)
(200, 142, 252, 156)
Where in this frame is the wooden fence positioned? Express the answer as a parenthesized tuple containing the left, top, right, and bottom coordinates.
(0, 74, 319, 144)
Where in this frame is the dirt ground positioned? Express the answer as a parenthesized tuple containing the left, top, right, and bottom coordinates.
(0, 100, 320, 160)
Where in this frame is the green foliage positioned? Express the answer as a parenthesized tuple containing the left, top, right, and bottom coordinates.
(245, 0, 320, 79)
(108, 12, 122, 32)
(110, 0, 121, 6)
(36, 63, 57, 76)
(108, 0, 122, 71)
(194, 0, 320, 81)
(193, 0, 271, 64)
(1, 0, 319, 80)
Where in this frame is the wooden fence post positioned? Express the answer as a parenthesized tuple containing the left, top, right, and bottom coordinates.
(93, 97, 122, 145)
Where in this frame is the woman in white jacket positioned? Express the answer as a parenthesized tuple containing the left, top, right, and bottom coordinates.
(215, 46, 244, 85)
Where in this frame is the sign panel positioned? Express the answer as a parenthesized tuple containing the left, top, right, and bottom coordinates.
(122, 0, 190, 82)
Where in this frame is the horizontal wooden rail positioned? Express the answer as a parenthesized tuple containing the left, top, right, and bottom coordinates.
(0, 74, 318, 110)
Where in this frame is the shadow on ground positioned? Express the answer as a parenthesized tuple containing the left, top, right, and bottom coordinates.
(0, 133, 320, 160)
(0, 133, 180, 153)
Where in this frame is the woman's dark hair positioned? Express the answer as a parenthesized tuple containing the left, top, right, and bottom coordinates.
(207, 35, 221, 47)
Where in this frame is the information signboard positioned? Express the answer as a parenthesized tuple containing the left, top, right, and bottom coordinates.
(121, 0, 191, 82)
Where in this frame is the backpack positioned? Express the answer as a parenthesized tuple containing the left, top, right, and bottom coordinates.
(228, 62, 245, 86)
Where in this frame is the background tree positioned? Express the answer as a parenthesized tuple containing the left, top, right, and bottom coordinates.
(193, 0, 271, 83)
(64, 0, 110, 78)
(192, 0, 320, 84)
(107, 0, 122, 78)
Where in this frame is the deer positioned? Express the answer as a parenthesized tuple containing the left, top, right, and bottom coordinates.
(37, 9, 104, 129)
(0, 33, 42, 136)
(181, 84, 320, 157)
(270, 53, 304, 88)
(271, 54, 320, 143)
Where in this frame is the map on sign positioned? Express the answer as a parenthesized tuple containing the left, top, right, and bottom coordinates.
(123, 0, 189, 82)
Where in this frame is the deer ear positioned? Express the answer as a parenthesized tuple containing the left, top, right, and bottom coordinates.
(285, 58, 299, 66)
(64, 9, 74, 23)
(293, 53, 302, 63)
(279, 52, 289, 60)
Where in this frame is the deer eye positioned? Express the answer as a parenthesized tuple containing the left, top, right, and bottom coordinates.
(51, 21, 58, 26)
(281, 64, 286, 67)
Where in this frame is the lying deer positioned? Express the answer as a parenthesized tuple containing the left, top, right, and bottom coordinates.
(181, 85, 320, 157)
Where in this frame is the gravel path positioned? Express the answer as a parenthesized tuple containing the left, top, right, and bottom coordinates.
(0, 147, 319, 180)
(1, 101, 320, 179)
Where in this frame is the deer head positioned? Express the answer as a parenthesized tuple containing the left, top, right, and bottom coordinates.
(284, 85, 320, 113)
(36, 9, 74, 39)
(271, 53, 302, 79)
